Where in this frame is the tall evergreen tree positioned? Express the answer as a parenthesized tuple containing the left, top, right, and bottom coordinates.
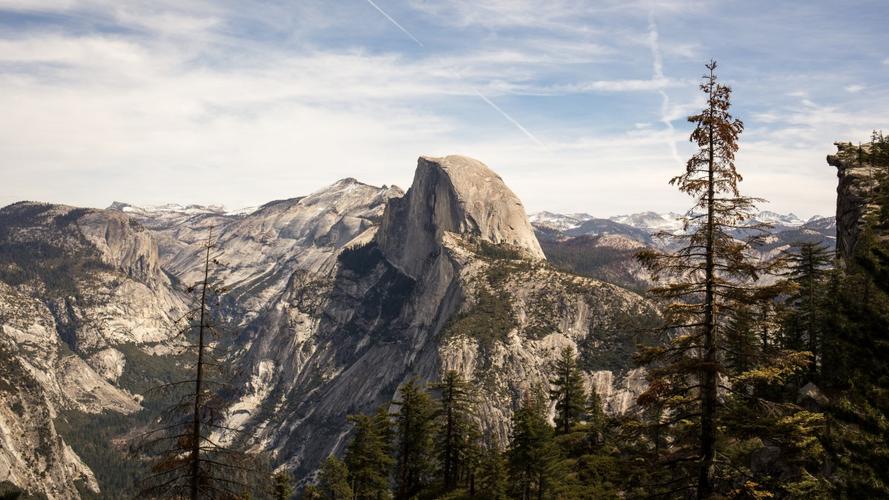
(431, 370, 476, 492)
(549, 346, 587, 435)
(272, 471, 295, 500)
(508, 388, 560, 500)
(636, 61, 801, 498)
(586, 386, 606, 447)
(782, 242, 832, 377)
(345, 413, 393, 499)
(392, 379, 434, 499)
(476, 447, 508, 500)
(316, 456, 353, 500)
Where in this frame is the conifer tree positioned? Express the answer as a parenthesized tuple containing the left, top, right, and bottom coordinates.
(431, 370, 476, 492)
(316, 457, 353, 500)
(549, 346, 587, 435)
(508, 388, 560, 500)
(344, 413, 393, 499)
(272, 471, 294, 500)
(476, 447, 508, 500)
(636, 61, 802, 498)
(723, 305, 758, 376)
(586, 386, 607, 447)
(392, 379, 434, 499)
(136, 230, 250, 499)
(782, 242, 832, 376)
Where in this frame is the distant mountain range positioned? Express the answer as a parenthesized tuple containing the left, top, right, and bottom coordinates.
(530, 210, 836, 290)
(531, 210, 832, 236)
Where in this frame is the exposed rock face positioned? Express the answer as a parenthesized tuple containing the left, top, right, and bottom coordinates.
(223, 156, 653, 479)
(117, 179, 403, 323)
(0, 203, 183, 497)
(828, 141, 882, 261)
(77, 211, 164, 284)
(0, 282, 139, 499)
(377, 155, 544, 278)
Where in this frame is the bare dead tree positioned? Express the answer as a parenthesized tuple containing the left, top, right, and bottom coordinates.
(134, 229, 251, 499)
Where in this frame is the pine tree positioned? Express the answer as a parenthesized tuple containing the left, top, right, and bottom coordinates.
(476, 447, 508, 500)
(586, 386, 606, 447)
(317, 456, 353, 500)
(508, 388, 560, 500)
(431, 370, 476, 492)
(636, 61, 802, 498)
(272, 470, 295, 500)
(549, 346, 587, 435)
(136, 230, 250, 499)
(392, 379, 434, 499)
(345, 413, 393, 499)
(723, 305, 758, 376)
(782, 242, 832, 377)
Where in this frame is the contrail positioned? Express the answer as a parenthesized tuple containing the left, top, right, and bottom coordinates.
(365, 0, 424, 47)
(364, 0, 545, 148)
(648, 12, 682, 168)
(474, 90, 546, 147)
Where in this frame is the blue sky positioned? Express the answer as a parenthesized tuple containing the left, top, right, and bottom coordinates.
(1, 0, 887, 218)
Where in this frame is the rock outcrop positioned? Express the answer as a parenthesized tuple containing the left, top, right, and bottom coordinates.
(828, 142, 882, 261)
(0, 203, 183, 497)
(0, 282, 139, 499)
(376, 155, 544, 278)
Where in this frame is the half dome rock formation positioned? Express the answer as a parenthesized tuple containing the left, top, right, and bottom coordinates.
(377, 155, 544, 279)
(222, 155, 654, 479)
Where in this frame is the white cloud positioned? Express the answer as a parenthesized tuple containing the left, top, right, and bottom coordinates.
(844, 84, 865, 93)
(0, 0, 879, 220)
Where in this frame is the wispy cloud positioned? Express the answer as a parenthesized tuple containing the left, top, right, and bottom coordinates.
(844, 84, 865, 93)
(648, 12, 683, 168)
(1, 0, 886, 218)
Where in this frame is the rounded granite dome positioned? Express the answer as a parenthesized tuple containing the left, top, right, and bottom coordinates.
(375, 155, 544, 278)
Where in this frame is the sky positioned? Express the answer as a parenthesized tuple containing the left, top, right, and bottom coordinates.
(1, 0, 887, 218)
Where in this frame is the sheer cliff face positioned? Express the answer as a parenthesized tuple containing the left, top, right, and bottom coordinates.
(225, 156, 653, 478)
(376, 155, 544, 279)
(828, 142, 882, 261)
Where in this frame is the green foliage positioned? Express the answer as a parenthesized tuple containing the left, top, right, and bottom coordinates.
(345, 413, 393, 499)
(475, 448, 508, 500)
(272, 470, 295, 500)
(316, 457, 352, 500)
(393, 379, 435, 499)
(431, 371, 479, 492)
(550, 347, 587, 435)
(338, 241, 383, 276)
(586, 388, 606, 445)
(507, 388, 562, 499)
(443, 287, 516, 354)
(476, 240, 523, 261)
